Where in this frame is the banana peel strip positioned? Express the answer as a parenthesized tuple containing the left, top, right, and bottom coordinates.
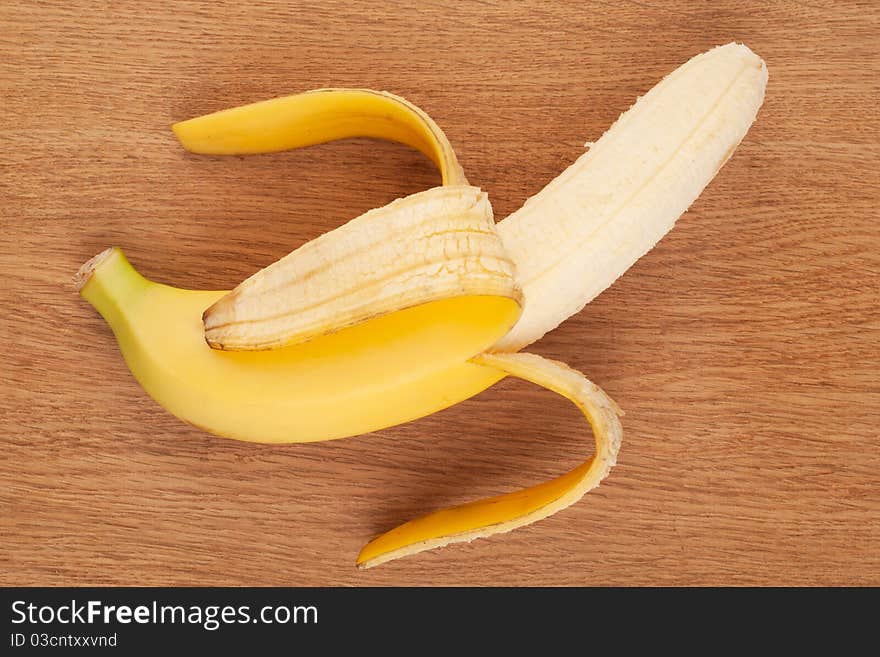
(357, 353, 623, 569)
(172, 88, 468, 186)
(83, 42, 768, 567)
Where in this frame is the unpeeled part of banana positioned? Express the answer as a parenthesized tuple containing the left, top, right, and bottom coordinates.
(77, 43, 767, 568)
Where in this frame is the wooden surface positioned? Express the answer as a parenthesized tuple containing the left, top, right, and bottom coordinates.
(2, 1, 878, 586)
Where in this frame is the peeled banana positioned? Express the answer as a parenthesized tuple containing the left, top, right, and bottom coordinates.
(77, 44, 767, 567)
(495, 42, 768, 351)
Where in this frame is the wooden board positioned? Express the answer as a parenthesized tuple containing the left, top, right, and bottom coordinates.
(1, 1, 878, 586)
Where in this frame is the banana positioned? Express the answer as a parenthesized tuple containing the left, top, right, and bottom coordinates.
(77, 44, 767, 567)
(172, 88, 468, 185)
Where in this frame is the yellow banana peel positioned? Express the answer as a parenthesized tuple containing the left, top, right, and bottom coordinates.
(77, 44, 767, 567)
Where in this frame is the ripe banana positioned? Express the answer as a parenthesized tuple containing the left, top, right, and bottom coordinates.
(77, 44, 767, 567)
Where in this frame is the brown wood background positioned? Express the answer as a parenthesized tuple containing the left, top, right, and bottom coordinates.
(2, 1, 878, 586)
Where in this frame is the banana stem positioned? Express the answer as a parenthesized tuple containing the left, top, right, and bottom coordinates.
(76, 248, 150, 329)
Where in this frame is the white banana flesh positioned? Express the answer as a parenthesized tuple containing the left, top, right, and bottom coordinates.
(494, 42, 768, 351)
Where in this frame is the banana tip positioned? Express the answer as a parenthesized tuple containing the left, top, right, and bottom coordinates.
(74, 247, 118, 291)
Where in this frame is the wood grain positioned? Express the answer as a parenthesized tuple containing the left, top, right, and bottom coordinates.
(1, 1, 878, 586)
